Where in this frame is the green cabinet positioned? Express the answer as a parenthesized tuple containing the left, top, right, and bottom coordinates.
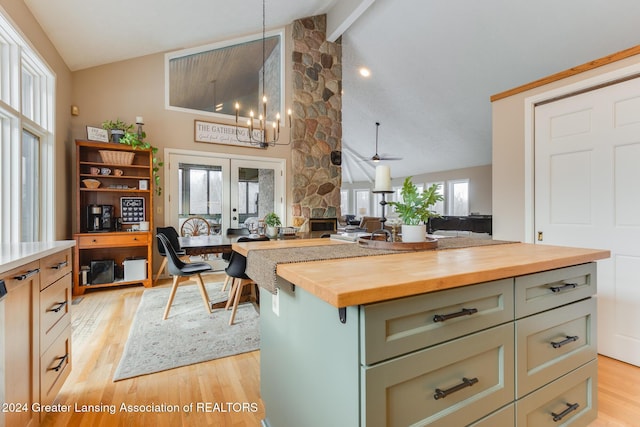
(260, 263, 598, 427)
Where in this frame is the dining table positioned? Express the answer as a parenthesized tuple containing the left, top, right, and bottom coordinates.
(178, 230, 334, 257)
(178, 231, 333, 309)
(178, 234, 235, 257)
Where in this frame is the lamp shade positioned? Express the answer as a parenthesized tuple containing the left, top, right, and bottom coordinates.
(374, 165, 391, 192)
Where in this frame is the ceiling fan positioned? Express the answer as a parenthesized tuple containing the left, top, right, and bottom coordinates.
(367, 122, 403, 162)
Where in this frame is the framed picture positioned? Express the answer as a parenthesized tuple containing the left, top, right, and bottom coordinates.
(194, 120, 266, 148)
(120, 197, 145, 223)
(87, 126, 109, 142)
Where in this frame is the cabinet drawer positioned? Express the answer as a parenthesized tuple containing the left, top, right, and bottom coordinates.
(78, 232, 150, 248)
(39, 248, 72, 290)
(515, 263, 596, 318)
(516, 298, 596, 398)
(469, 404, 514, 426)
(40, 325, 72, 406)
(516, 360, 597, 427)
(361, 278, 513, 365)
(2, 260, 40, 290)
(40, 273, 72, 353)
(362, 323, 514, 427)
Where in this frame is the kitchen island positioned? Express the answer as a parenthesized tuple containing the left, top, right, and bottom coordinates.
(1, 241, 75, 427)
(233, 240, 609, 427)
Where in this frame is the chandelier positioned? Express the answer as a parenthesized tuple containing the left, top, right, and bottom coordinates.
(234, 0, 291, 148)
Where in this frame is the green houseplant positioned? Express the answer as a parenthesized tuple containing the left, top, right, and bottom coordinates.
(102, 118, 133, 143)
(388, 177, 443, 242)
(102, 119, 164, 196)
(263, 212, 281, 238)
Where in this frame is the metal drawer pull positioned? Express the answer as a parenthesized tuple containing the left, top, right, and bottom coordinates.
(433, 377, 478, 400)
(550, 282, 577, 293)
(550, 335, 579, 348)
(433, 307, 478, 322)
(48, 301, 68, 313)
(14, 268, 40, 281)
(52, 261, 68, 270)
(51, 353, 69, 372)
(551, 402, 579, 422)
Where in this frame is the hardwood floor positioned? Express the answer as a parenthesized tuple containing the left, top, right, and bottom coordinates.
(41, 274, 640, 426)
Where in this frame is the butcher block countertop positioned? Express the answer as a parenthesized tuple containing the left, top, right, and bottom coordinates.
(233, 239, 610, 308)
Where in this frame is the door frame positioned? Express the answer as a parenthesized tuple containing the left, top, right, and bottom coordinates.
(162, 147, 286, 230)
(523, 62, 640, 243)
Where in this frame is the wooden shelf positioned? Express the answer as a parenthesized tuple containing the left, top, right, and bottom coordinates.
(73, 140, 154, 296)
(79, 188, 150, 193)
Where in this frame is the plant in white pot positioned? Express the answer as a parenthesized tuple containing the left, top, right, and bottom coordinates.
(263, 212, 281, 238)
(388, 177, 443, 242)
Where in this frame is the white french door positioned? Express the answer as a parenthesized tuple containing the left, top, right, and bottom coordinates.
(229, 158, 284, 229)
(534, 77, 640, 366)
(165, 150, 285, 234)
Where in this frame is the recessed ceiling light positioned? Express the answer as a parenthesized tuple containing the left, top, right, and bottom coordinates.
(359, 67, 371, 77)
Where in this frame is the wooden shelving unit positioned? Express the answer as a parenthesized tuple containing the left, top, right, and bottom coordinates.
(73, 140, 154, 295)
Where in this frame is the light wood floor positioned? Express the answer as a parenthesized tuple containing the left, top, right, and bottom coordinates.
(41, 274, 640, 427)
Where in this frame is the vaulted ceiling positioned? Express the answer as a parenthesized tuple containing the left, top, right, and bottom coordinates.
(23, 0, 640, 183)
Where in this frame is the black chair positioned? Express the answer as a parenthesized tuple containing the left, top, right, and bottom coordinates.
(157, 233, 213, 320)
(224, 235, 269, 325)
(221, 227, 251, 290)
(154, 226, 188, 286)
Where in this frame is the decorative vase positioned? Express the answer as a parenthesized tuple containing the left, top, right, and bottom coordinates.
(401, 224, 426, 243)
(266, 225, 279, 239)
(110, 129, 124, 143)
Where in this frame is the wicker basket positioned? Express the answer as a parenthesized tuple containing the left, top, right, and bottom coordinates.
(99, 150, 135, 165)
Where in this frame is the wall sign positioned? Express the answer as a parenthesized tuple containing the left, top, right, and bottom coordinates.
(194, 120, 266, 148)
(86, 126, 109, 142)
(120, 197, 145, 223)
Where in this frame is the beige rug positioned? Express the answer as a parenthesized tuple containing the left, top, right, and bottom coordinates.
(113, 281, 259, 381)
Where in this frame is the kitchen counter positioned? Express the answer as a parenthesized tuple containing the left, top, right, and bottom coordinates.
(1, 240, 75, 427)
(232, 240, 609, 306)
(0, 240, 76, 275)
(234, 239, 609, 427)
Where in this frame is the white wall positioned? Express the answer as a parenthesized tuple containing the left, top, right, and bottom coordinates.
(492, 52, 640, 242)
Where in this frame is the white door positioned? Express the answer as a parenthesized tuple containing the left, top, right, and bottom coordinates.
(229, 158, 285, 229)
(166, 152, 285, 233)
(535, 77, 640, 366)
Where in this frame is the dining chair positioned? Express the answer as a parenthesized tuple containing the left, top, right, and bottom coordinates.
(180, 216, 211, 237)
(224, 235, 269, 325)
(154, 226, 188, 286)
(157, 233, 213, 320)
(221, 227, 251, 291)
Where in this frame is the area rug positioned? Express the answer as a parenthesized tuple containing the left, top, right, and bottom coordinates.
(113, 281, 259, 381)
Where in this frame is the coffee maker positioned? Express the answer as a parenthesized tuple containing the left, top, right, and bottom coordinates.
(87, 205, 103, 232)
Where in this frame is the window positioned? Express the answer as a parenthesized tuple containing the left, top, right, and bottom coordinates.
(354, 189, 370, 217)
(426, 181, 445, 216)
(374, 191, 396, 217)
(178, 163, 223, 223)
(21, 130, 39, 241)
(166, 31, 283, 121)
(0, 11, 54, 243)
(340, 189, 349, 215)
(448, 180, 469, 216)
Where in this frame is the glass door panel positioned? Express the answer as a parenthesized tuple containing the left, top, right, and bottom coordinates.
(167, 153, 230, 235)
(230, 159, 284, 229)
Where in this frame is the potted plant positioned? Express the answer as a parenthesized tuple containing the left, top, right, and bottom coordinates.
(102, 119, 133, 143)
(103, 119, 164, 196)
(263, 212, 281, 238)
(388, 177, 443, 242)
